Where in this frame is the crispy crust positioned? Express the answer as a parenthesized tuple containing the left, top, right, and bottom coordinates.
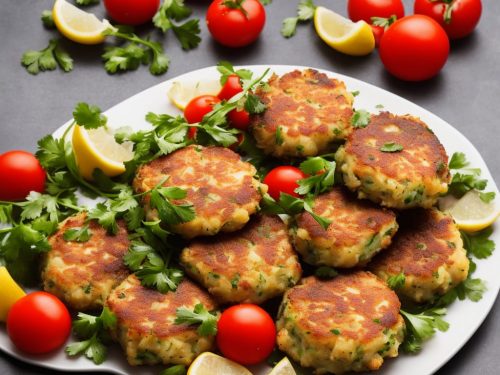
(250, 69, 354, 158)
(42, 212, 130, 311)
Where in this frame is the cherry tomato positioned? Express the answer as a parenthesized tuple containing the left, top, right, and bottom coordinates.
(218, 74, 244, 100)
(371, 24, 385, 47)
(216, 304, 276, 365)
(348, 0, 404, 23)
(263, 166, 307, 201)
(103, 0, 160, 26)
(7, 292, 71, 354)
(379, 15, 450, 81)
(414, 0, 482, 39)
(184, 95, 221, 124)
(0, 151, 46, 201)
(188, 127, 198, 140)
(228, 109, 250, 130)
(206, 0, 266, 47)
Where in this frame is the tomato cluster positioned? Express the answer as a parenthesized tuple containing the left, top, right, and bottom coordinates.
(347, 0, 481, 81)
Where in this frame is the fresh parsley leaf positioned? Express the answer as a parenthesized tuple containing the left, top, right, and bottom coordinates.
(380, 142, 403, 153)
(102, 43, 145, 74)
(401, 308, 449, 353)
(88, 203, 118, 234)
(150, 187, 195, 226)
(479, 191, 495, 203)
(21, 39, 73, 75)
(461, 228, 495, 259)
(66, 335, 106, 365)
(387, 272, 406, 290)
(260, 0, 272, 5)
(296, 155, 336, 196)
(73, 102, 107, 129)
(447, 152, 494, 199)
(351, 109, 371, 128)
(160, 365, 187, 375)
(0, 204, 13, 224)
(175, 303, 219, 336)
(371, 15, 397, 29)
(303, 199, 332, 230)
(172, 19, 201, 50)
(36, 135, 67, 171)
(449, 152, 468, 169)
(136, 263, 184, 293)
(281, 0, 316, 38)
(64, 224, 92, 242)
(216, 61, 253, 85)
(41, 10, 55, 28)
(351, 90, 360, 97)
(153, 0, 200, 49)
(244, 94, 266, 114)
(315, 266, 338, 280)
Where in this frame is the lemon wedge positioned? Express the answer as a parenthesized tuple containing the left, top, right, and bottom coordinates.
(439, 190, 500, 232)
(0, 267, 26, 322)
(53, 0, 112, 45)
(188, 352, 252, 375)
(268, 357, 296, 375)
(168, 80, 222, 111)
(72, 125, 133, 181)
(314, 6, 375, 56)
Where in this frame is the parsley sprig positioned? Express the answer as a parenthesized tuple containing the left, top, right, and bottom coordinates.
(174, 303, 219, 336)
(66, 307, 117, 365)
(295, 155, 336, 196)
(153, 0, 201, 50)
(21, 39, 73, 75)
(281, 0, 317, 38)
(401, 307, 449, 353)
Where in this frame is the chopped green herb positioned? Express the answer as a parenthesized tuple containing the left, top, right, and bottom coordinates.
(21, 39, 73, 75)
(387, 272, 405, 290)
(351, 109, 371, 128)
(380, 142, 403, 153)
(175, 303, 219, 336)
(281, 0, 316, 38)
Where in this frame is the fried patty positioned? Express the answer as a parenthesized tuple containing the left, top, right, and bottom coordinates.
(106, 275, 218, 366)
(336, 112, 450, 209)
(292, 187, 398, 268)
(250, 69, 354, 158)
(41, 212, 130, 311)
(180, 215, 302, 304)
(370, 208, 469, 303)
(133, 145, 266, 239)
(276, 272, 405, 374)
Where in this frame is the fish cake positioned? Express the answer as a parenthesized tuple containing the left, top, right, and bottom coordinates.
(133, 145, 267, 239)
(276, 272, 405, 374)
(250, 69, 354, 158)
(336, 112, 450, 209)
(370, 208, 469, 303)
(292, 187, 398, 268)
(180, 215, 302, 304)
(106, 275, 218, 366)
(41, 212, 130, 311)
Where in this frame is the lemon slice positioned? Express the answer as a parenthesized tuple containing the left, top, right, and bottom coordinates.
(439, 190, 500, 232)
(268, 357, 296, 375)
(188, 352, 252, 375)
(314, 6, 375, 56)
(53, 0, 112, 45)
(168, 80, 222, 111)
(72, 125, 133, 181)
(0, 267, 26, 322)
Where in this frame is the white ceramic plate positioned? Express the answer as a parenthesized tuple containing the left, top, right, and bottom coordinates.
(1, 65, 499, 375)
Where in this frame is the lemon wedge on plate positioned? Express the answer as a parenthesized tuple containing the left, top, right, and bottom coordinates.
(188, 352, 252, 375)
(168, 80, 222, 111)
(0, 267, 26, 322)
(72, 125, 133, 181)
(314, 7, 375, 56)
(439, 190, 500, 232)
(53, 0, 112, 44)
(268, 357, 296, 375)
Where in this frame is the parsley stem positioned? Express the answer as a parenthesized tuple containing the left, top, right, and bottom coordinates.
(105, 29, 163, 59)
(0, 227, 13, 234)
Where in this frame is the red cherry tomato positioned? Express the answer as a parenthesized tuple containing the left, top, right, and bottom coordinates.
(188, 127, 198, 140)
(414, 0, 482, 39)
(7, 292, 71, 354)
(348, 0, 404, 23)
(263, 166, 307, 201)
(0, 150, 46, 201)
(184, 95, 221, 124)
(228, 109, 250, 130)
(218, 74, 244, 100)
(379, 15, 450, 81)
(206, 0, 266, 47)
(216, 304, 276, 365)
(103, 0, 160, 26)
(371, 24, 385, 47)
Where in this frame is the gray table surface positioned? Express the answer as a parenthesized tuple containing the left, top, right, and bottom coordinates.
(1, 0, 499, 374)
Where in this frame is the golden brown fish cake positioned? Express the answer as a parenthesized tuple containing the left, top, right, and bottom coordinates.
(133, 145, 267, 239)
(41, 212, 130, 311)
(276, 272, 405, 374)
(106, 275, 217, 366)
(250, 69, 354, 158)
(180, 215, 302, 304)
(336, 112, 450, 209)
(292, 187, 398, 268)
(370, 208, 469, 303)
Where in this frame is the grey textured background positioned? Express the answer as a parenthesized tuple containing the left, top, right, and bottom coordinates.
(1, 0, 499, 374)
